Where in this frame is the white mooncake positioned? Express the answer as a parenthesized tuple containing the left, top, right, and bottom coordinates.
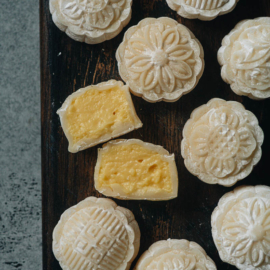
(116, 17, 204, 102)
(218, 17, 270, 100)
(94, 139, 178, 200)
(181, 98, 264, 187)
(166, 0, 239, 21)
(57, 80, 142, 153)
(212, 185, 270, 270)
(134, 239, 217, 270)
(53, 197, 140, 270)
(49, 0, 132, 44)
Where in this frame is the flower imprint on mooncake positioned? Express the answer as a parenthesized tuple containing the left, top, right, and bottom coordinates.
(181, 98, 264, 186)
(116, 17, 204, 102)
(166, 0, 239, 21)
(53, 197, 140, 270)
(49, 0, 132, 44)
(134, 239, 217, 270)
(212, 186, 270, 270)
(219, 17, 270, 100)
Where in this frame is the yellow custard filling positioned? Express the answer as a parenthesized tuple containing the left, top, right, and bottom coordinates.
(66, 87, 134, 144)
(97, 144, 172, 195)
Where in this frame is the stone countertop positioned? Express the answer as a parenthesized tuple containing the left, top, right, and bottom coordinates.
(0, 1, 41, 270)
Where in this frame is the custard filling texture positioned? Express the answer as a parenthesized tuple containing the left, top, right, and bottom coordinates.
(97, 144, 172, 195)
(66, 87, 134, 144)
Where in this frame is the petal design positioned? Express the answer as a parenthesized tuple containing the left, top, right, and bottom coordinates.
(62, 1, 84, 21)
(231, 26, 270, 70)
(140, 66, 159, 91)
(209, 107, 239, 129)
(149, 26, 163, 50)
(249, 198, 266, 224)
(248, 243, 266, 267)
(204, 156, 236, 178)
(237, 127, 256, 159)
(169, 61, 193, 80)
(162, 27, 180, 50)
(159, 66, 176, 93)
(86, 5, 114, 29)
(126, 55, 153, 73)
(189, 125, 209, 157)
(129, 37, 154, 56)
(167, 45, 194, 61)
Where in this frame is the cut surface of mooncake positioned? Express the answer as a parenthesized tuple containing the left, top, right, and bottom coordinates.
(49, 0, 132, 44)
(166, 0, 239, 21)
(116, 17, 204, 103)
(211, 186, 270, 270)
(181, 98, 264, 187)
(53, 197, 140, 270)
(134, 239, 217, 270)
(57, 80, 142, 153)
(218, 17, 270, 100)
(94, 139, 178, 200)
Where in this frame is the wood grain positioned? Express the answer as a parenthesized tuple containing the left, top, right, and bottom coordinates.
(40, 1, 270, 269)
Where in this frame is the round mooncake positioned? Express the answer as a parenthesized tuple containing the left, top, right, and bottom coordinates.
(53, 197, 140, 270)
(116, 17, 204, 103)
(218, 17, 270, 100)
(166, 0, 239, 21)
(181, 98, 264, 187)
(212, 185, 270, 270)
(49, 0, 132, 44)
(134, 239, 217, 270)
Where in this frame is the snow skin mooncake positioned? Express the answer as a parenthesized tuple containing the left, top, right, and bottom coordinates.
(57, 80, 142, 153)
(94, 139, 178, 200)
(134, 239, 217, 270)
(212, 185, 270, 270)
(218, 17, 270, 100)
(181, 98, 264, 187)
(53, 197, 140, 270)
(166, 0, 239, 21)
(116, 17, 204, 102)
(49, 0, 132, 44)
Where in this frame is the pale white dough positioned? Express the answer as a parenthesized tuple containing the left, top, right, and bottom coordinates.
(134, 239, 217, 270)
(166, 0, 239, 21)
(218, 17, 270, 100)
(49, 0, 132, 44)
(212, 185, 270, 270)
(116, 17, 204, 103)
(181, 98, 264, 187)
(53, 197, 140, 270)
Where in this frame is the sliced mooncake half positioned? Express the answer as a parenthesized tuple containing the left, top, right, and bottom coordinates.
(57, 80, 142, 153)
(53, 197, 140, 270)
(134, 239, 217, 270)
(94, 139, 178, 200)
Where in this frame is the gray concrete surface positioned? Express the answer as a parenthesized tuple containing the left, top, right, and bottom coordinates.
(0, 1, 41, 269)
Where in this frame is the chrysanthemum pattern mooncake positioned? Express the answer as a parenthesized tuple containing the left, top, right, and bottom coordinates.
(212, 186, 270, 270)
(116, 17, 204, 102)
(181, 98, 264, 187)
(219, 17, 270, 100)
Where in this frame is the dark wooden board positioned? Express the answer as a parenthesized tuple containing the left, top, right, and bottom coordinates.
(40, 0, 270, 269)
